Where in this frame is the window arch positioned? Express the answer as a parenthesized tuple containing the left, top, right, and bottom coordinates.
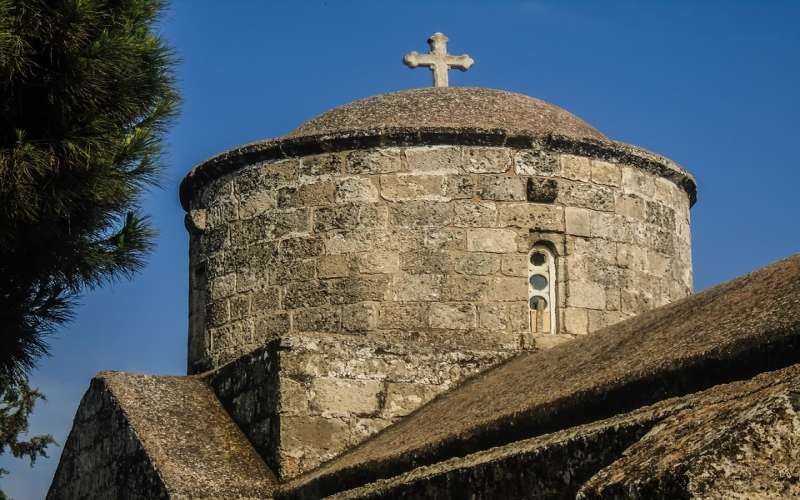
(528, 244, 557, 334)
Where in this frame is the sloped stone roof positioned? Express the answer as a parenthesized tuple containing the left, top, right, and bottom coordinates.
(49, 372, 276, 498)
(282, 254, 800, 498)
(326, 363, 800, 499)
(288, 88, 606, 141)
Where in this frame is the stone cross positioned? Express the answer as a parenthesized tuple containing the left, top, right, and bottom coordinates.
(403, 33, 474, 88)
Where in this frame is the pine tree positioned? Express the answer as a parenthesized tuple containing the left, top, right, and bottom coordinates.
(0, 0, 179, 379)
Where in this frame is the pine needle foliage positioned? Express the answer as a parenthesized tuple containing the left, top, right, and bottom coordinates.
(0, 0, 179, 380)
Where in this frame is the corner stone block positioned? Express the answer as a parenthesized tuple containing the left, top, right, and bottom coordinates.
(309, 378, 382, 417)
(466, 228, 518, 253)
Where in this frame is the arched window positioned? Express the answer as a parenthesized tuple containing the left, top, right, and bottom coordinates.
(528, 244, 557, 334)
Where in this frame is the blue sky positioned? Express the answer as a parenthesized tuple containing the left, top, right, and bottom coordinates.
(3, 1, 799, 497)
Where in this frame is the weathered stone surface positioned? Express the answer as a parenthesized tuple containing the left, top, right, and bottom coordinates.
(281, 255, 800, 498)
(48, 373, 275, 500)
(187, 144, 692, 372)
(311, 378, 382, 417)
(429, 303, 477, 330)
(317, 364, 800, 500)
(466, 228, 517, 253)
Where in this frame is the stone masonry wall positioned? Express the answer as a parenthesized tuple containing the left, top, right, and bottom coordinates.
(187, 144, 692, 478)
(47, 379, 168, 499)
(187, 145, 692, 374)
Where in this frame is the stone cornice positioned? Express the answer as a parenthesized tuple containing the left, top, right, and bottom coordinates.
(179, 128, 697, 211)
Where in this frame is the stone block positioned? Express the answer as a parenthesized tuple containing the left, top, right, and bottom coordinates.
(514, 150, 559, 176)
(443, 275, 492, 302)
(328, 275, 390, 304)
(206, 299, 229, 327)
(341, 303, 377, 333)
(284, 281, 330, 309)
(229, 293, 251, 321)
(254, 312, 289, 341)
(252, 287, 280, 311)
(497, 204, 564, 231)
(318, 255, 350, 278)
(279, 414, 349, 475)
(234, 160, 298, 197)
(379, 175, 445, 201)
(567, 281, 606, 310)
(389, 201, 452, 228)
(466, 228, 518, 253)
(443, 175, 476, 199)
(400, 252, 449, 274)
(390, 274, 443, 302)
(280, 378, 309, 416)
(621, 166, 655, 198)
(429, 303, 477, 330)
(346, 148, 403, 175)
(280, 237, 324, 259)
(591, 160, 621, 187)
(357, 251, 400, 274)
(271, 258, 316, 285)
(476, 175, 526, 201)
(559, 181, 614, 212)
(487, 277, 528, 302)
(334, 177, 379, 204)
(451, 200, 497, 227)
(565, 206, 592, 237)
(562, 307, 589, 335)
(615, 193, 646, 220)
(238, 191, 276, 220)
(560, 154, 591, 181)
(478, 303, 509, 331)
(383, 383, 441, 418)
(277, 181, 335, 208)
(463, 147, 512, 173)
(526, 178, 558, 203)
(453, 252, 501, 276)
(310, 378, 382, 417)
(210, 273, 237, 301)
(323, 231, 375, 255)
(424, 228, 466, 251)
(301, 153, 344, 177)
(500, 254, 527, 276)
(590, 211, 629, 242)
(294, 306, 341, 333)
(645, 200, 676, 230)
(405, 146, 462, 174)
(377, 303, 428, 330)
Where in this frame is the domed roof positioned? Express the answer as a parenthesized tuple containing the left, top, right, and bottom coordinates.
(288, 87, 605, 141)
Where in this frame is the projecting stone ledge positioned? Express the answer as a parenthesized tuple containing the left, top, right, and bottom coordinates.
(325, 363, 800, 499)
(47, 372, 276, 499)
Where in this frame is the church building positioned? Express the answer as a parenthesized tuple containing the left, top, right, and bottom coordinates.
(47, 34, 800, 499)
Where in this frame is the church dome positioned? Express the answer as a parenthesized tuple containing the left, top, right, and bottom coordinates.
(288, 87, 606, 141)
